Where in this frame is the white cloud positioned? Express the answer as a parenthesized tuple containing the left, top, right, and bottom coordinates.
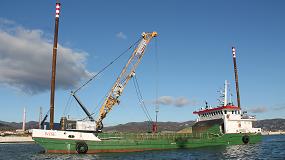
(116, 32, 127, 40)
(0, 18, 15, 25)
(175, 97, 191, 107)
(249, 106, 267, 113)
(156, 96, 174, 105)
(154, 96, 195, 107)
(0, 19, 92, 94)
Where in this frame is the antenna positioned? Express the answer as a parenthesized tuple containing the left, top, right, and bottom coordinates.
(224, 80, 228, 106)
(50, 1, 61, 129)
(228, 82, 233, 105)
(217, 88, 224, 106)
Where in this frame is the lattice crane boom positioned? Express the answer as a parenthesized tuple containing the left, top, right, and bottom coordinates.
(96, 32, 157, 131)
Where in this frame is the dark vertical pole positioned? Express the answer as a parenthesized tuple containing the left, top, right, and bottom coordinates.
(50, 2, 61, 130)
(232, 47, 241, 109)
(155, 111, 158, 124)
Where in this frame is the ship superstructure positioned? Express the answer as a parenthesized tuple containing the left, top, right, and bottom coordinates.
(193, 80, 261, 134)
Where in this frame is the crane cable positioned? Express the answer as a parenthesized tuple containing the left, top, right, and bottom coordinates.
(63, 94, 72, 116)
(73, 38, 142, 94)
(132, 75, 153, 122)
(89, 86, 111, 118)
(64, 38, 141, 118)
(154, 38, 159, 120)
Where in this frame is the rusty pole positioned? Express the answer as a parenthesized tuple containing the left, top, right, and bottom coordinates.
(232, 47, 241, 109)
(50, 2, 61, 130)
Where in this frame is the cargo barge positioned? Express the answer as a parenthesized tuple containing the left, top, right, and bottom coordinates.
(33, 102, 262, 153)
(32, 2, 262, 154)
(33, 78, 262, 153)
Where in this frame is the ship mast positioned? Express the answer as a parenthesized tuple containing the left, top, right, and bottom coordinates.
(224, 80, 228, 106)
(232, 47, 241, 109)
(49, 1, 61, 130)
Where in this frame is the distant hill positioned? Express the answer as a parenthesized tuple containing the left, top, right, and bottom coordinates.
(1, 119, 284, 132)
(253, 118, 285, 131)
(0, 121, 40, 131)
(0, 123, 16, 131)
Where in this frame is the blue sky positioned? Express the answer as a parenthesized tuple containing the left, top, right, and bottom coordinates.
(0, 0, 284, 125)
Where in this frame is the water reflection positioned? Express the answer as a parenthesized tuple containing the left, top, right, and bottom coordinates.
(222, 144, 260, 159)
(222, 135, 285, 160)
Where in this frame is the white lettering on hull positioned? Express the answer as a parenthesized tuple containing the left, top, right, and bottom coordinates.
(32, 129, 101, 141)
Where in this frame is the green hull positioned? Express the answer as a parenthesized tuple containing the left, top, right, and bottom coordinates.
(33, 132, 262, 153)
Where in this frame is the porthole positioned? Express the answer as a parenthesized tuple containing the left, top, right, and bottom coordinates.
(68, 135, 75, 138)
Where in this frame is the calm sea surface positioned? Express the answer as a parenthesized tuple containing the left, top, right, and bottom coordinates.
(0, 135, 284, 160)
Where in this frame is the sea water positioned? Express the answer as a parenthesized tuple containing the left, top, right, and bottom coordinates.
(0, 135, 284, 160)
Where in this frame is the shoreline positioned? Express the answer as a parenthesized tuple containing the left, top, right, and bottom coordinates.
(0, 136, 34, 143)
(261, 131, 285, 135)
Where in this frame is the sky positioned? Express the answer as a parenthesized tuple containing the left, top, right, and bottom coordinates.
(0, 0, 284, 126)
